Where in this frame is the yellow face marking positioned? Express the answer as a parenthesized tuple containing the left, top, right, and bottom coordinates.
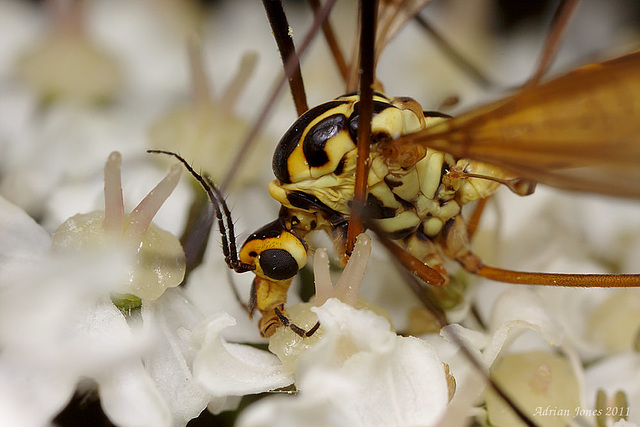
(239, 231, 308, 280)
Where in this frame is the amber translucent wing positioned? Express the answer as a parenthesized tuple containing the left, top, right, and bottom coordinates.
(397, 51, 640, 199)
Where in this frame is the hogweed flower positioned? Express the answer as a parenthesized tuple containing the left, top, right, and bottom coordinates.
(240, 234, 451, 427)
(485, 351, 581, 427)
(0, 151, 301, 426)
(16, 0, 122, 104)
(52, 151, 185, 306)
(148, 39, 268, 187)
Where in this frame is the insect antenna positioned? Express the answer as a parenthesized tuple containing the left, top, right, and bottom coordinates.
(221, 0, 338, 190)
(261, 0, 308, 115)
(147, 150, 255, 274)
(203, 175, 247, 272)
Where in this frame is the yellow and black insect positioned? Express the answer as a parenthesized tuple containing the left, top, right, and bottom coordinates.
(156, 0, 640, 340)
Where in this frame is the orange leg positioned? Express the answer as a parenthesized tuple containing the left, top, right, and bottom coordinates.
(459, 253, 640, 288)
(465, 197, 488, 240)
(375, 231, 447, 287)
(307, 0, 349, 84)
(444, 215, 640, 288)
(525, 0, 581, 88)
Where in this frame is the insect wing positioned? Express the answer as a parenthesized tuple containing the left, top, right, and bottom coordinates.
(398, 51, 640, 199)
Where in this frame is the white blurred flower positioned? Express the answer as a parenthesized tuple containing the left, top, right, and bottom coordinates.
(585, 352, 640, 426)
(0, 151, 293, 426)
(458, 187, 640, 425)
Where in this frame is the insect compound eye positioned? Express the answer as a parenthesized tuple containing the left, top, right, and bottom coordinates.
(258, 248, 299, 280)
(239, 218, 309, 281)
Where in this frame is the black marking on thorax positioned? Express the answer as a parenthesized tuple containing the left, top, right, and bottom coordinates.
(365, 193, 396, 219)
(286, 191, 345, 226)
(347, 100, 395, 142)
(333, 154, 348, 175)
(303, 113, 347, 167)
(273, 100, 347, 183)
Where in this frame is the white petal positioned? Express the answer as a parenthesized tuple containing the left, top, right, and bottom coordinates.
(97, 360, 172, 427)
(184, 253, 261, 343)
(0, 195, 51, 281)
(237, 391, 353, 427)
(190, 312, 293, 398)
(0, 251, 131, 363)
(247, 300, 449, 427)
(0, 353, 76, 427)
(309, 300, 448, 425)
(141, 289, 209, 425)
(484, 288, 563, 366)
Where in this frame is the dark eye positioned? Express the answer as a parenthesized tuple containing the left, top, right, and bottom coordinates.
(259, 248, 299, 280)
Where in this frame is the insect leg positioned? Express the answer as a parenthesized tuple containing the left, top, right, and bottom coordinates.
(221, 0, 338, 190)
(275, 307, 320, 338)
(391, 243, 540, 427)
(367, 222, 447, 287)
(346, 0, 377, 257)
(443, 215, 640, 288)
(413, 12, 494, 89)
(403, 232, 476, 309)
(306, 0, 349, 84)
(251, 275, 320, 337)
(465, 198, 488, 240)
(262, 0, 308, 115)
(525, 0, 580, 88)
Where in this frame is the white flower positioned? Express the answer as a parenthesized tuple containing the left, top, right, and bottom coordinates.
(585, 352, 640, 426)
(239, 300, 449, 427)
(239, 235, 450, 427)
(187, 312, 293, 407)
(0, 152, 294, 426)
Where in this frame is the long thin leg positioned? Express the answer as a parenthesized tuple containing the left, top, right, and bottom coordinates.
(221, 0, 338, 190)
(367, 222, 446, 286)
(413, 13, 494, 89)
(262, 0, 309, 115)
(459, 253, 640, 288)
(465, 197, 488, 240)
(444, 214, 640, 288)
(525, 0, 581, 88)
(307, 0, 349, 83)
(384, 232, 538, 427)
(346, 0, 377, 256)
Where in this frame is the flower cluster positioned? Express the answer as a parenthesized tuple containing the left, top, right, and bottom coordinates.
(0, 1, 639, 427)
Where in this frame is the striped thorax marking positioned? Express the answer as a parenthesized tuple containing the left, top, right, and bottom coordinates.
(240, 93, 507, 336)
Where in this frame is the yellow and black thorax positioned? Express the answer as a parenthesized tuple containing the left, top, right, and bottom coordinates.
(267, 93, 499, 241)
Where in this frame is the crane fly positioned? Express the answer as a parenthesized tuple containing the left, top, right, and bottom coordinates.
(151, 1, 640, 425)
(152, 0, 640, 336)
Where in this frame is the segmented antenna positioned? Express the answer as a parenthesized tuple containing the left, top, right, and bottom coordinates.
(147, 150, 255, 274)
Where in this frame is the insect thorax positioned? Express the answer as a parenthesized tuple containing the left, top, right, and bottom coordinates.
(269, 93, 502, 240)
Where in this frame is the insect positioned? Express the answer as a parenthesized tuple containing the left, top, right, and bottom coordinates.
(158, 1, 640, 340)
